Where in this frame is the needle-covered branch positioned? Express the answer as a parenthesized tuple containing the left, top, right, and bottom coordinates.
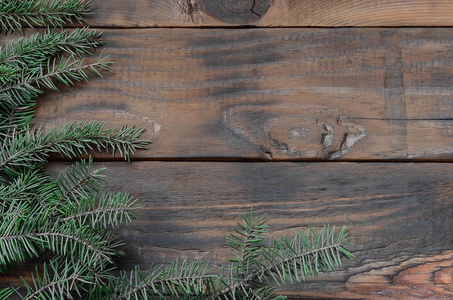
(0, 0, 91, 34)
(60, 192, 138, 229)
(48, 159, 106, 211)
(0, 121, 149, 176)
(0, 27, 103, 67)
(84, 211, 354, 300)
(0, 53, 112, 107)
(105, 260, 215, 300)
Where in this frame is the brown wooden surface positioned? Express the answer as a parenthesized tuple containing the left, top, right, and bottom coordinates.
(82, 0, 453, 27)
(3, 2, 453, 299)
(34, 28, 453, 161)
(5, 161, 453, 298)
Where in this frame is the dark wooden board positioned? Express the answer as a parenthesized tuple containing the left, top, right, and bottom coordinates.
(7, 161, 445, 299)
(32, 28, 453, 161)
(82, 0, 453, 27)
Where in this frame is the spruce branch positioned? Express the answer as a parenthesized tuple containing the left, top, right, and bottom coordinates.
(0, 219, 121, 272)
(0, 0, 91, 35)
(46, 158, 106, 215)
(0, 52, 112, 107)
(0, 168, 49, 205)
(0, 213, 41, 269)
(60, 192, 138, 229)
(0, 121, 149, 175)
(208, 225, 354, 300)
(108, 260, 215, 300)
(0, 64, 19, 85)
(21, 259, 94, 300)
(0, 27, 105, 136)
(0, 27, 103, 68)
(0, 100, 36, 137)
(227, 209, 269, 277)
(87, 211, 354, 300)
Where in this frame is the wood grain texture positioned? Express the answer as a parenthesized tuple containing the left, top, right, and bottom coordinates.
(81, 0, 453, 27)
(23, 161, 449, 299)
(33, 28, 453, 161)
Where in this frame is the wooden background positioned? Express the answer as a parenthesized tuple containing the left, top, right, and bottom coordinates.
(4, 0, 453, 298)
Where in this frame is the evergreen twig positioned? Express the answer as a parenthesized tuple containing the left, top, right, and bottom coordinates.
(0, 121, 149, 176)
(0, 0, 91, 34)
(100, 212, 354, 300)
(0, 52, 112, 107)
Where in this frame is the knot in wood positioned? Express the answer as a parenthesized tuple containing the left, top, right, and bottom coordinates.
(222, 0, 255, 14)
(200, 0, 270, 24)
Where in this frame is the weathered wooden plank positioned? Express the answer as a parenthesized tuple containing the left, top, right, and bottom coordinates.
(25, 161, 450, 299)
(84, 0, 453, 27)
(32, 28, 453, 161)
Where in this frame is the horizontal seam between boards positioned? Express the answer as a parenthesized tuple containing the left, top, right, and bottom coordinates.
(28, 25, 453, 30)
(46, 158, 453, 164)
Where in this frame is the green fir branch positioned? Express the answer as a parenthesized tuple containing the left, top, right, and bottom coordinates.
(0, 168, 49, 205)
(0, 27, 105, 137)
(46, 159, 106, 215)
(86, 212, 354, 300)
(0, 64, 19, 85)
(0, 27, 103, 67)
(0, 100, 36, 137)
(108, 260, 215, 300)
(0, 213, 41, 270)
(227, 209, 269, 277)
(0, 219, 121, 272)
(21, 259, 93, 300)
(60, 192, 138, 229)
(0, 0, 91, 34)
(0, 121, 149, 175)
(0, 53, 112, 107)
(208, 225, 354, 300)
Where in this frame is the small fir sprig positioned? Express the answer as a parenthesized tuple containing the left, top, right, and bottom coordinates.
(0, 27, 104, 69)
(0, 52, 112, 108)
(0, 0, 91, 34)
(0, 26, 105, 138)
(0, 122, 148, 176)
(93, 210, 354, 300)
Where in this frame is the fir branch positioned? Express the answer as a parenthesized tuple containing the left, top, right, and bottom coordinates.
(207, 226, 354, 300)
(0, 213, 40, 268)
(0, 27, 103, 67)
(0, 220, 120, 271)
(109, 260, 214, 300)
(60, 192, 138, 228)
(47, 159, 106, 215)
(0, 0, 91, 35)
(0, 168, 49, 205)
(0, 64, 19, 85)
(94, 214, 354, 300)
(0, 121, 149, 175)
(0, 100, 36, 138)
(227, 209, 269, 277)
(0, 53, 112, 107)
(21, 259, 93, 300)
(0, 28, 105, 136)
